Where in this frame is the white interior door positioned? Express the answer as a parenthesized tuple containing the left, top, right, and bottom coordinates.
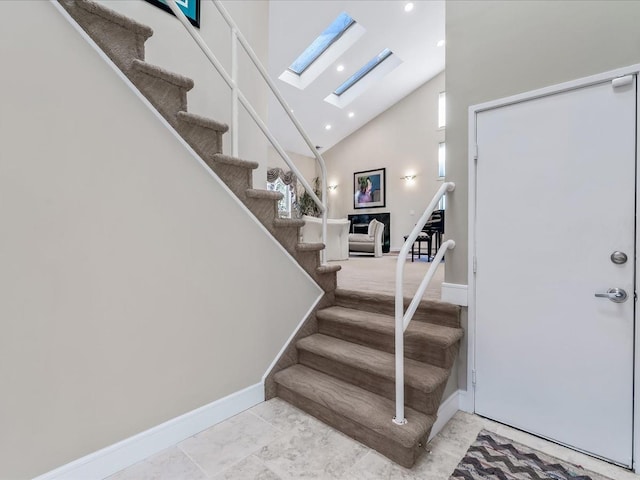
(474, 78, 636, 467)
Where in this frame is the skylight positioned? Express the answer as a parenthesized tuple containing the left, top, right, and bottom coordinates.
(334, 48, 393, 96)
(288, 13, 355, 75)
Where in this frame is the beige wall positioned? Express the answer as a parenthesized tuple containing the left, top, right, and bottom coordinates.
(445, 0, 640, 285)
(323, 72, 445, 250)
(0, 3, 321, 478)
(99, 0, 270, 187)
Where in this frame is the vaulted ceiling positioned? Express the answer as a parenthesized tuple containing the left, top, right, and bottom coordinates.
(267, 0, 445, 156)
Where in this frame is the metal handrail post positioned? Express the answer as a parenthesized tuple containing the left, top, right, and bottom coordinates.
(394, 182, 455, 425)
(231, 28, 239, 157)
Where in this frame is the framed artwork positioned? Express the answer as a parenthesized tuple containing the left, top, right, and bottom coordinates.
(144, 0, 201, 28)
(353, 168, 386, 209)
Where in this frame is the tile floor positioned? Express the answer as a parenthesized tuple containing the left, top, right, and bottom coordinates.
(106, 398, 638, 480)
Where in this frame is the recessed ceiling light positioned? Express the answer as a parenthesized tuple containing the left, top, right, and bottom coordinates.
(336, 64, 345, 72)
(437, 39, 445, 47)
(325, 124, 332, 130)
(404, 2, 414, 12)
(348, 112, 355, 118)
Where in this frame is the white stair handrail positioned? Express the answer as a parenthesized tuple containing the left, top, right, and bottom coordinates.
(394, 182, 455, 425)
(165, 0, 328, 263)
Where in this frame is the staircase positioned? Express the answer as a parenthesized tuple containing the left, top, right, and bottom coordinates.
(58, 0, 463, 469)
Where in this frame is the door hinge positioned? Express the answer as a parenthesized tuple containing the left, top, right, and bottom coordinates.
(472, 370, 477, 387)
(473, 144, 479, 161)
(473, 256, 477, 274)
(612, 75, 634, 88)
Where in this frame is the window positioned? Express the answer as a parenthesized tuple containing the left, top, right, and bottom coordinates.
(438, 142, 446, 179)
(334, 48, 393, 96)
(438, 91, 446, 128)
(267, 177, 293, 218)
(288, 13, 355, 75)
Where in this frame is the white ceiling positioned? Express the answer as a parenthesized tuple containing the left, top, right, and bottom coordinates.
(267, 0, 445, 156)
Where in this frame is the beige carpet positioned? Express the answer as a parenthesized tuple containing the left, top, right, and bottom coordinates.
(331, 253, 444, 301)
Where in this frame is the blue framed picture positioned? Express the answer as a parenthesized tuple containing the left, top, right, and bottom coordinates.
(354, 168, 386, 209)
(145, 0, 200, 28)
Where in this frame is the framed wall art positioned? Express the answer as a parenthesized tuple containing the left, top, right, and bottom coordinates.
(353, 168, 386, 209)
(145, 0, 200, 28)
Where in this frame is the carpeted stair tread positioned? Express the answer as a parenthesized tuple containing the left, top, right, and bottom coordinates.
(316, 264, 341, 274)
(67, 0, 154, 39)
(273, 218, 305, 228)
(177, 111, 229, 133)
(131, 59, 195, 89)
(318, 306, 463, 348)
(245, 189, 283, 200)
(211, 153, 259, 170)
(335, 288, 461, 328)
(274, 364, 434, 450)
(296, 243, 325, 252)
(297, 334, 448, 394)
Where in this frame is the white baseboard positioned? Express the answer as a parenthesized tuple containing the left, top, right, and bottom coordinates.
(428, 389, 463, 441)
(441, 283, 468, 306)
(34, 383, 264, 480)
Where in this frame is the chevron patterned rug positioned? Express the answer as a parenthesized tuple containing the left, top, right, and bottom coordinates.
(450, 430, 612, 479)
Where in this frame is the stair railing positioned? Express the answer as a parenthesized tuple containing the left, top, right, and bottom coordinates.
(165, 0, 328, 264)
(394, 182, 455, 425)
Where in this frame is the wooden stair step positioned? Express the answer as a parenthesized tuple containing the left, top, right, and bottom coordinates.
(128, 59, 193, 122)
(317, 306, 463, 368)
(274, 364, 434, 468)
(316, 264, 341, 274)
(296, 243, 325, 252)
(273, 218, 305, 228)
(176, 111, 229, 133)
(211, 153, 258, 170)
(245, 189, 283, 200)
(335, 288, 461, 328)
(59, 0, 152, 70)
(297, 334, 448, 415)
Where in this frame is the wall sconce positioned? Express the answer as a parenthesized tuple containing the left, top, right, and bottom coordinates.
(401, 175, 417, 182)
(328, 184, 338, 191)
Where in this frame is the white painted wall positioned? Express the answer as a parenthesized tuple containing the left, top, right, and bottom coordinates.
(322, 72, 445, 249)
(98, 0, 270, 186)
(0, 2, 321, 478)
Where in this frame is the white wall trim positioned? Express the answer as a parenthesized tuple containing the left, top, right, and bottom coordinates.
(33, 383, 264, 480)
(469, 63, 640, 472)
(50, 0, 323, 297)
(428, 390, 463, 441)
(440, 282, 468, 306)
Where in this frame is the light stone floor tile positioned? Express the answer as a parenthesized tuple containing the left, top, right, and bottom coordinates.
(178, 410, 282, 478)
(103, 401, 640, 480)
(249, 397, 327, 434)
(341, 450, 419, 480)
(255, 414, 369, 479)
(105, 447, 207, 480)
(210, 455, 282, 480)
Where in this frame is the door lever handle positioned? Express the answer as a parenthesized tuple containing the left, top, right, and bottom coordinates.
(594, 288, 628, 303)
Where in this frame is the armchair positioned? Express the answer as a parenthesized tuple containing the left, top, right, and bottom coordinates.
(348, 219, 384, 257)
(300, 216, 350, 261)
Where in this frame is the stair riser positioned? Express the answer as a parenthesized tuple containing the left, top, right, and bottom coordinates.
(244, 198, 279, 225)
(318, 318, 459, 369)
(176, 122, 224, 158)
(59, 0, 146, 70)
(128, 70, 189, 124)
(298, 349, 444, 415)
(276, 384, 426, 468)
(204, 162, 253, 197)
(335, 292, 460, 329)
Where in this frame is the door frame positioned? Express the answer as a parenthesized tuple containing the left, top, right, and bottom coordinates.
(466, 63, 640, 471)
